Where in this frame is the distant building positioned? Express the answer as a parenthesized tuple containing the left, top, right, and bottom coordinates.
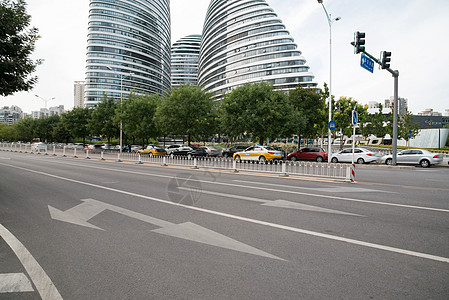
(384, 96, 408, 115)
(171, 35, 202, 87)
(418, 108, 442, 116)
(0, 106, 23, 125)
(198, 0, 317, 99)
(74, 81, 85, 108)
(84, 0, 171, 107)
(443, 109, 449, 117)
(31, 105, 65, 119)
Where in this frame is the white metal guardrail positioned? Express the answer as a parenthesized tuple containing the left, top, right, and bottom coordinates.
(0, 143, 350, 180)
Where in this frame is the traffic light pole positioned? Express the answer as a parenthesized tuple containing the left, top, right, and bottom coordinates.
(350, 45, 400, 165)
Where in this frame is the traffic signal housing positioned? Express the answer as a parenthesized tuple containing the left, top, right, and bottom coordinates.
(381, 51, 391, 69)
(354, 31, 365, 54)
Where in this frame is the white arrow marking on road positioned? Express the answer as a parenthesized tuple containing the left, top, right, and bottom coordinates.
(48, 199, 283, 260)
(178, 187, 363, 216)
(0, 273, 34, 293)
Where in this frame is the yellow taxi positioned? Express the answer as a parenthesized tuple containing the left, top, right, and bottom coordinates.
(233, 146, 284, 162)
(137, 145, 167, 157)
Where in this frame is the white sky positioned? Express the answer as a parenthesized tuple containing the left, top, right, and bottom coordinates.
(1, 0, 448, 115)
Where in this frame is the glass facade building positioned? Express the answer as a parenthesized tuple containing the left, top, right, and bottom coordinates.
(85, 0, 171, 107)
(171, 34, 202, 87)
(198, 0, 317, 98)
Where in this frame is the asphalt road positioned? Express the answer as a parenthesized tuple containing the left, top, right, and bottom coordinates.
(0, 151, 448, 299)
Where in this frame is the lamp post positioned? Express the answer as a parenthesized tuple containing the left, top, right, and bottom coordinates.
(106, 66, 134, 160)
(35, 95, 55, 109)
(317, 0, 340, 161)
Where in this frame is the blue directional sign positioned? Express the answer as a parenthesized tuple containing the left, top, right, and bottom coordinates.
(328, 120, 337, 131)
(360, 53, 374, 73)
(408, 129, 412, 139)
(352, 111, 358, 125)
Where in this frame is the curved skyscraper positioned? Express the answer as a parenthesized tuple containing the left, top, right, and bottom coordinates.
(85, 0, 171, 107)
(198, 0, 317, 98)
(171, 34, 202, 87)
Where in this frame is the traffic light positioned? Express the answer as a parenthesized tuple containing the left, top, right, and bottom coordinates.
(354, 31, 365, 54)
(381, 51, 391, 69)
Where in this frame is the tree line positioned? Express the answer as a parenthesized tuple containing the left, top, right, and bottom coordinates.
(0, 83, 418, 146)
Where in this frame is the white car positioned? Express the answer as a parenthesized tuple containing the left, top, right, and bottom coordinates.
(165, 144, 185, 155)
(330, 148, 379, 164)
(31, 142, 47, 152)
(381, 149, 443, 168)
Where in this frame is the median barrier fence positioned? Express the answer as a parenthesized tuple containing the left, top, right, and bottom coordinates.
(0, 143, 352, 180)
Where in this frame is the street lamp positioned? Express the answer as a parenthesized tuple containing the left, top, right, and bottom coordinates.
(35, 95, 55, 109)
(106, 66, 134, 160)
(317, 0, 340, 161)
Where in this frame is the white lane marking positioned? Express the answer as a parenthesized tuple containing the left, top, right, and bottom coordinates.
(0, 273, 34, 293)
(178, 187, 363, 216)
(2, 163, 448, 264)
(0, 224, 63, 299)
(234, 180, 391, 193)
(12, 159, 448, 214)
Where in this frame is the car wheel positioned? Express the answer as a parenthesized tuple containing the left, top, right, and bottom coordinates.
(223, 153, 228, 158)
(290, 156, 297, 161)
(420, 159, 430, 168)
(357, 157, 365, 164)
(385, 158, 392, 165)
(331, 157, 338, 163)
(170, 153, 174, 159)
(149, 153, 153, 158)
(187, 153, 193, 159)
(234, 155, 241, 162)
(316, 156, 323, 162)
(259, 156, 267, 163)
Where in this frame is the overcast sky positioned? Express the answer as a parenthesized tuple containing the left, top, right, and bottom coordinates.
(1, 0, 448, 115)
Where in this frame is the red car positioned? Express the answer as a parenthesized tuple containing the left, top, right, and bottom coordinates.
(287, 147, 328, 162)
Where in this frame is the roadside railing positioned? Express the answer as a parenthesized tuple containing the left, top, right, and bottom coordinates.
(0, 142, 354, 181)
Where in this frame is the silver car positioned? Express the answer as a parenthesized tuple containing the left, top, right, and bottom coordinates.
(381, 149, 443, 168)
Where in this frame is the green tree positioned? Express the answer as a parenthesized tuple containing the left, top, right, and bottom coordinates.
(62, 108, 91, 144)
(155, 84, 215, 145)
(359, 103, 387, 138)
(386, 110, 419, 141)
(288, 84, 327, 148)
(89, 97, 118, 143)
(121, 92, 161, 146)
(333, 97, 366, 136)
(33, 115, 61, 142)
(221, 82, 295, 145)
(14, 117, 35, 141)
(0, 0, 42, 96)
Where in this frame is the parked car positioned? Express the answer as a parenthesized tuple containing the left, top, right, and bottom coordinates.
(169, 146, 207, 159)
(287, 147, 328, 162)
(31, 142, 47, 152)
(330, 148, 379, 164)
(233, 145, 284, 162)
(86, 144, 104, 151)
(381, 149, 443, 168)
(200, 146, 221, 157)
(130, 145, 143, 153)
(137, 145, 167, 156)
(165, 144, 185, 155)
(221, 145, 251, 158)
(74, 143, 84, 149)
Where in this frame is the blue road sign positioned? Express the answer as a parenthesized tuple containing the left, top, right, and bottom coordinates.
(352, 111, 358, 125)
(360, 53, 374, 73)
(408, 129, 412, 139)
(328, 120, 337, 131)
